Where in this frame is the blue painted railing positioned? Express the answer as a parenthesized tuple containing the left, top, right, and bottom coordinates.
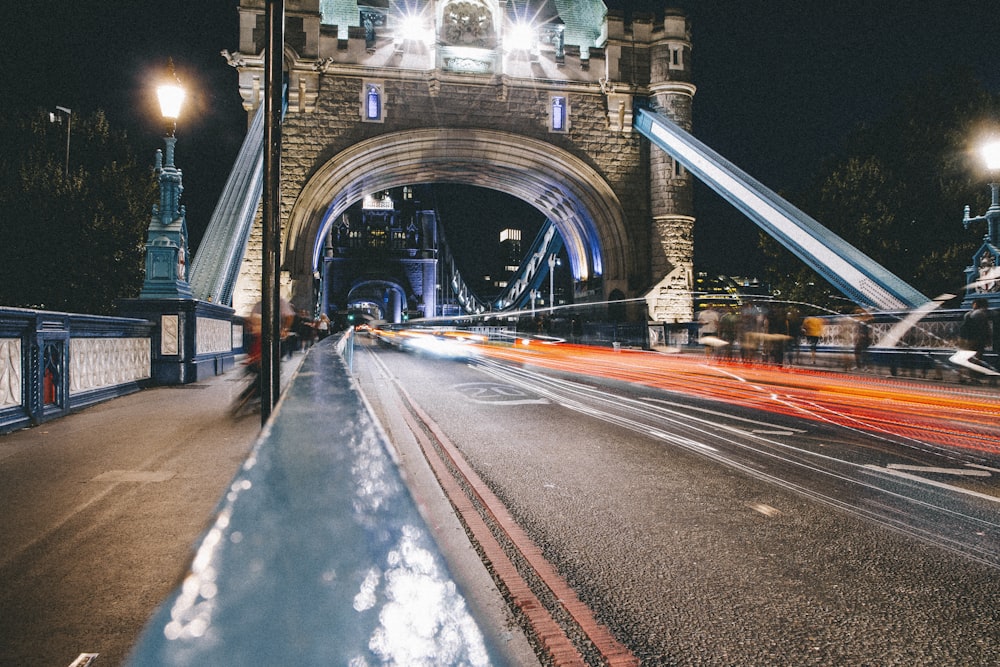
(0, 308, 154, 434)
(126, 331, 505, 666)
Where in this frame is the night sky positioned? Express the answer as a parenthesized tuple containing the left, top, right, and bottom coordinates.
(2, 1, 998, 277)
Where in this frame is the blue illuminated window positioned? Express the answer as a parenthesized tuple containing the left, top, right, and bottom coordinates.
(363, 82, 384, 123)
(366, 85, 381, 119)
(550, 95, 567, 133)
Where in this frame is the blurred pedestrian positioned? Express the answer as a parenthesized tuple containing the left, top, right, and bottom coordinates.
(317, 312, 331, 340)
(697, 306, 721, 356)
(958, 298, 994, 382)
(802, 315, 824, 364)
(852, 310, 872, 371)
(718, 309, 738, 359)
(739, 301, 763, 361)
(765, 304, 789, 365)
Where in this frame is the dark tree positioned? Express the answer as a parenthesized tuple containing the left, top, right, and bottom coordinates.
(0, 110, 155, 315)
(761, 69, 1000, 310)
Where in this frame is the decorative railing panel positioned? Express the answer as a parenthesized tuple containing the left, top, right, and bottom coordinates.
(0, 338, 21, 408)
(69, 338, 151, 394)
(196, 316, 232, 355)
(0, 308, 155, 434)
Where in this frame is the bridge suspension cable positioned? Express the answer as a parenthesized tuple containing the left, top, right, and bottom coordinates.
(187, 103, 264, 306)
(634, 108, 929, 311)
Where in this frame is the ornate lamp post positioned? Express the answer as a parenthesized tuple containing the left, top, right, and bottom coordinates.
(961, 139, 1000, 305)
(140, 59, 193, 299)
(121, 60, 239, 386)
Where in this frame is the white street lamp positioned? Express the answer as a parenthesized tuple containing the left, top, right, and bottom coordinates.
(980, 139, 1000, 172)
(548, 253, 560, 314)
(961, 137, 1000, 307)
(156, 59, 185, 136)
(963, 139, 1000, 246)
(49, 106, 71, 177)
(140, 59, 192, 300)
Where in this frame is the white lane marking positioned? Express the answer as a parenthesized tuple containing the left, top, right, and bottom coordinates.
(749, 503, 782, 517)
(887, 464, 991, 477)
(91, 470, 175, 483)
(644, 397, 807, 434)
(648, 429, 718, 452)
(864, 465, 1000, 504)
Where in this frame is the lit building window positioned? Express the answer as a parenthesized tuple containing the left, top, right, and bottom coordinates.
(550, 95, 568, 133)
(669, 45, 684, 70)
(499, 228, 521, 243)
(363, 191, 394, 210)
(362, 81, 385, 123)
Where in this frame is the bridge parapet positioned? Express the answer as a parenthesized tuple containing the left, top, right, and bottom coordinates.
(127, 332, 505, 665)
(0, 308, 154, 434)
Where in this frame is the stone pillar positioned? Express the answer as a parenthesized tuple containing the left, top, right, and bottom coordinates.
(647, 9, 695, 323)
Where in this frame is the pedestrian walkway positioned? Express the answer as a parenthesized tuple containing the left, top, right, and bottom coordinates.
(0, 356, 301, 667)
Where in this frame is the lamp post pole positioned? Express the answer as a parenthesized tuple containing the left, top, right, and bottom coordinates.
(548, 253, 559, 314)
(49, 106, 71, 177)
(139, 60, 192, 300)
(261, 0, 285, 422)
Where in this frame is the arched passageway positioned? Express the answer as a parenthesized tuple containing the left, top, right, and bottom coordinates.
(282, 128, 629, 309)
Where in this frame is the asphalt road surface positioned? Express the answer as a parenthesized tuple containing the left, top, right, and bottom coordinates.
(355, 337, 1000, 666)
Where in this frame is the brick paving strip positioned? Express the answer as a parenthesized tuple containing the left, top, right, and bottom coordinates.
(394, 381, 639, 667)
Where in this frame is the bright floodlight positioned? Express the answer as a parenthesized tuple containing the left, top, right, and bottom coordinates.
(508, 21, 535, 51)
(981, 140, 1000, 172)
(399, 13, 430, 43)
(157, 61, 185, 121)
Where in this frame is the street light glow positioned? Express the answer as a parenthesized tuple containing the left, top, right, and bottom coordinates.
(157, 81, 185, 120)
(398, 12, 432, 44)
(507, 21, 536, 51)
(980, 140, 1000, 172)
(157, 60, 185, 122)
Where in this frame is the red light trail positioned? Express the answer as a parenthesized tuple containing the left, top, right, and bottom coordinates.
(479, 343, 1000, 456)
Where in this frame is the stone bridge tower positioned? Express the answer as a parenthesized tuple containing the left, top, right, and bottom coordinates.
(225, 0, 695, 323)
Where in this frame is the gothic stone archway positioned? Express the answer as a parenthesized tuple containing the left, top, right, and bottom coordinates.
(228, 1, 695, 321)
(283, 128, 627, 307)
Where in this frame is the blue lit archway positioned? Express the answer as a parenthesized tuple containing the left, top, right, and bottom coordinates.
(283, 128, 629, 306)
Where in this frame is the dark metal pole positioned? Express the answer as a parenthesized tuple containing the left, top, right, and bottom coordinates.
(261, 0, 284, 423)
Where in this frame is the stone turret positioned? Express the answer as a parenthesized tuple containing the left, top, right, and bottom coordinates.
(644, 7, 696, 323)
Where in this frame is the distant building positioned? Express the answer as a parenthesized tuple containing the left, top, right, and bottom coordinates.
(693, 271, 771, 312)
(322, 185, 440, 323)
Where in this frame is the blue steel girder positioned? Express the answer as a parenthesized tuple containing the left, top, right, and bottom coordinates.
(493, 220, 564, 311)
(634, 108, 929, 311)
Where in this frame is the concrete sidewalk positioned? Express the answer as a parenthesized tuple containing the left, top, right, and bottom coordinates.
(0, 361, 294, 666)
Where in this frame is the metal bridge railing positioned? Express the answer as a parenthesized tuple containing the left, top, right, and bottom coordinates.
(126, 331, 504, 665)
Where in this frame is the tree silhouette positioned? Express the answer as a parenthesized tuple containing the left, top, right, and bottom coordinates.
(761, 69, 1000, 310)
(0, 110, 155, 314)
